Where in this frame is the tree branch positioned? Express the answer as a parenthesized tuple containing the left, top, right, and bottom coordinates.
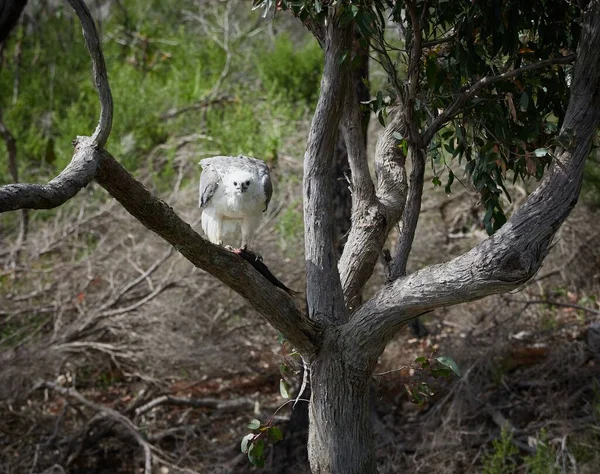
(346, 3, 600, 366)
(0, 109, 28, 244)
(0, 1, 321, 357)
(303, 11, 351, 324)
(0, 0, 27, 44)
(389, 146, 426, 278)
(404, 0, 424, 147)
(422, 54, 577, 145)
(0, 139, 100, 212)
(94, 146, 320, 356)
(338, 108, 408, 311)
(66, 0, 113, 147)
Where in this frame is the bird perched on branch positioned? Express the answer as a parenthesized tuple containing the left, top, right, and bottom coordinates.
(199, 155, 272, 250)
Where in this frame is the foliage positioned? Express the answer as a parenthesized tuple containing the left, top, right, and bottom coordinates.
(482, 428, 519, 474)
(255, 34, 323, 104)
(0, 0, 322, 190)
(254, 0, 582, 234)
(391, 352, 461, 406)
(482, 428, 559, 474)
(241, 417, 284, 467)
(523, 430, 557, 474)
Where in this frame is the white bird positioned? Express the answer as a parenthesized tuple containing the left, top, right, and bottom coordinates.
(198, 155, 272, 250)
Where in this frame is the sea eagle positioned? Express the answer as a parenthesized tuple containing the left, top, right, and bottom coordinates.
(198, 155, 272, 250)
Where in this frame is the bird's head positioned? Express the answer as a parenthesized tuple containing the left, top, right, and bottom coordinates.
(224, 170, 255, 195)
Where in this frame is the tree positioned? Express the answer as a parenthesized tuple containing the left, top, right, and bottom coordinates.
(1, 0, 600, 473)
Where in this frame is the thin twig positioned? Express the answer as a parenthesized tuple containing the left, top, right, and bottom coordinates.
(35, 381, 153, 474)
(503, 296, 600, 316)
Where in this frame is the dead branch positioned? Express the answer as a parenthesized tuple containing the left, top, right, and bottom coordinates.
(160, 95, 236, 120)
(35, 381, 153, 474)
(0, 109, 29, 250)
(135, 395, 254, 417)
(502, 296, 600, 316)
(0, 3, 320, 356)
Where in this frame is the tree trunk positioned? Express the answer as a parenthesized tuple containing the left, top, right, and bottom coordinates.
(308, 331, 376, 474)
(332, 37, 369, 255)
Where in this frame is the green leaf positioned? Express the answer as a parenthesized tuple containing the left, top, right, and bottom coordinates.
(314, 0, 322, 13)
(436, 355, 461, 378)
(534, 147, 549, 157)
(280, 379, 291, 399)
(445, 170, 455, 194)
(241, 433, 254, 453)
(268, 426, 284, 443)
(432, 176, 442, 187)
(248, 418, 261, 430)
(248, 439, 266, 467)
(338, 51, 349, 65)
(520, 91, 529, 112)
(430, 367, 453, 378)
(414, 356, 428, 364)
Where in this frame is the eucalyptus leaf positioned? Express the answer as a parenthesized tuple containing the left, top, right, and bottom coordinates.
(247, 418, 261, 430)
(241, 433, 254, 453)
(280, 379, 291, 399)
(436, 355, 461, 378)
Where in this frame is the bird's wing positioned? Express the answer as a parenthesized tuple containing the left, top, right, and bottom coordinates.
(198, 164, 220, 208)
(260, 168, 273, 212)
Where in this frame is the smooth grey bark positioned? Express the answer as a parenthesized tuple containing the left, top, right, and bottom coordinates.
(302, 12, 350, 325)
(0, 142, 100, 212)
(338, 107, 408, 312)
(390, 146, 425, 278)
(66, 0, 112, 147)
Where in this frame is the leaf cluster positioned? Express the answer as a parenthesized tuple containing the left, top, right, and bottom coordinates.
(255, 0, 583, 234)
(241, 418, 284, 468)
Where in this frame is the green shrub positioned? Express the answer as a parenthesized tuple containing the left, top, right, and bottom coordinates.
(483, 429, 519, 474)
(255, 34, 323, 105)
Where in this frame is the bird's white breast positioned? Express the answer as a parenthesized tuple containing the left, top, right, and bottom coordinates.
(212, 184, 264, 218)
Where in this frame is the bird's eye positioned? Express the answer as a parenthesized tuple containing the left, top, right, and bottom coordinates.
(233, 181, 237, 186)
(246, 181, 250, 185)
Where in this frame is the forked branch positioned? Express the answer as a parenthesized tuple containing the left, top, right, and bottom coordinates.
(346, 1, 600, 365)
